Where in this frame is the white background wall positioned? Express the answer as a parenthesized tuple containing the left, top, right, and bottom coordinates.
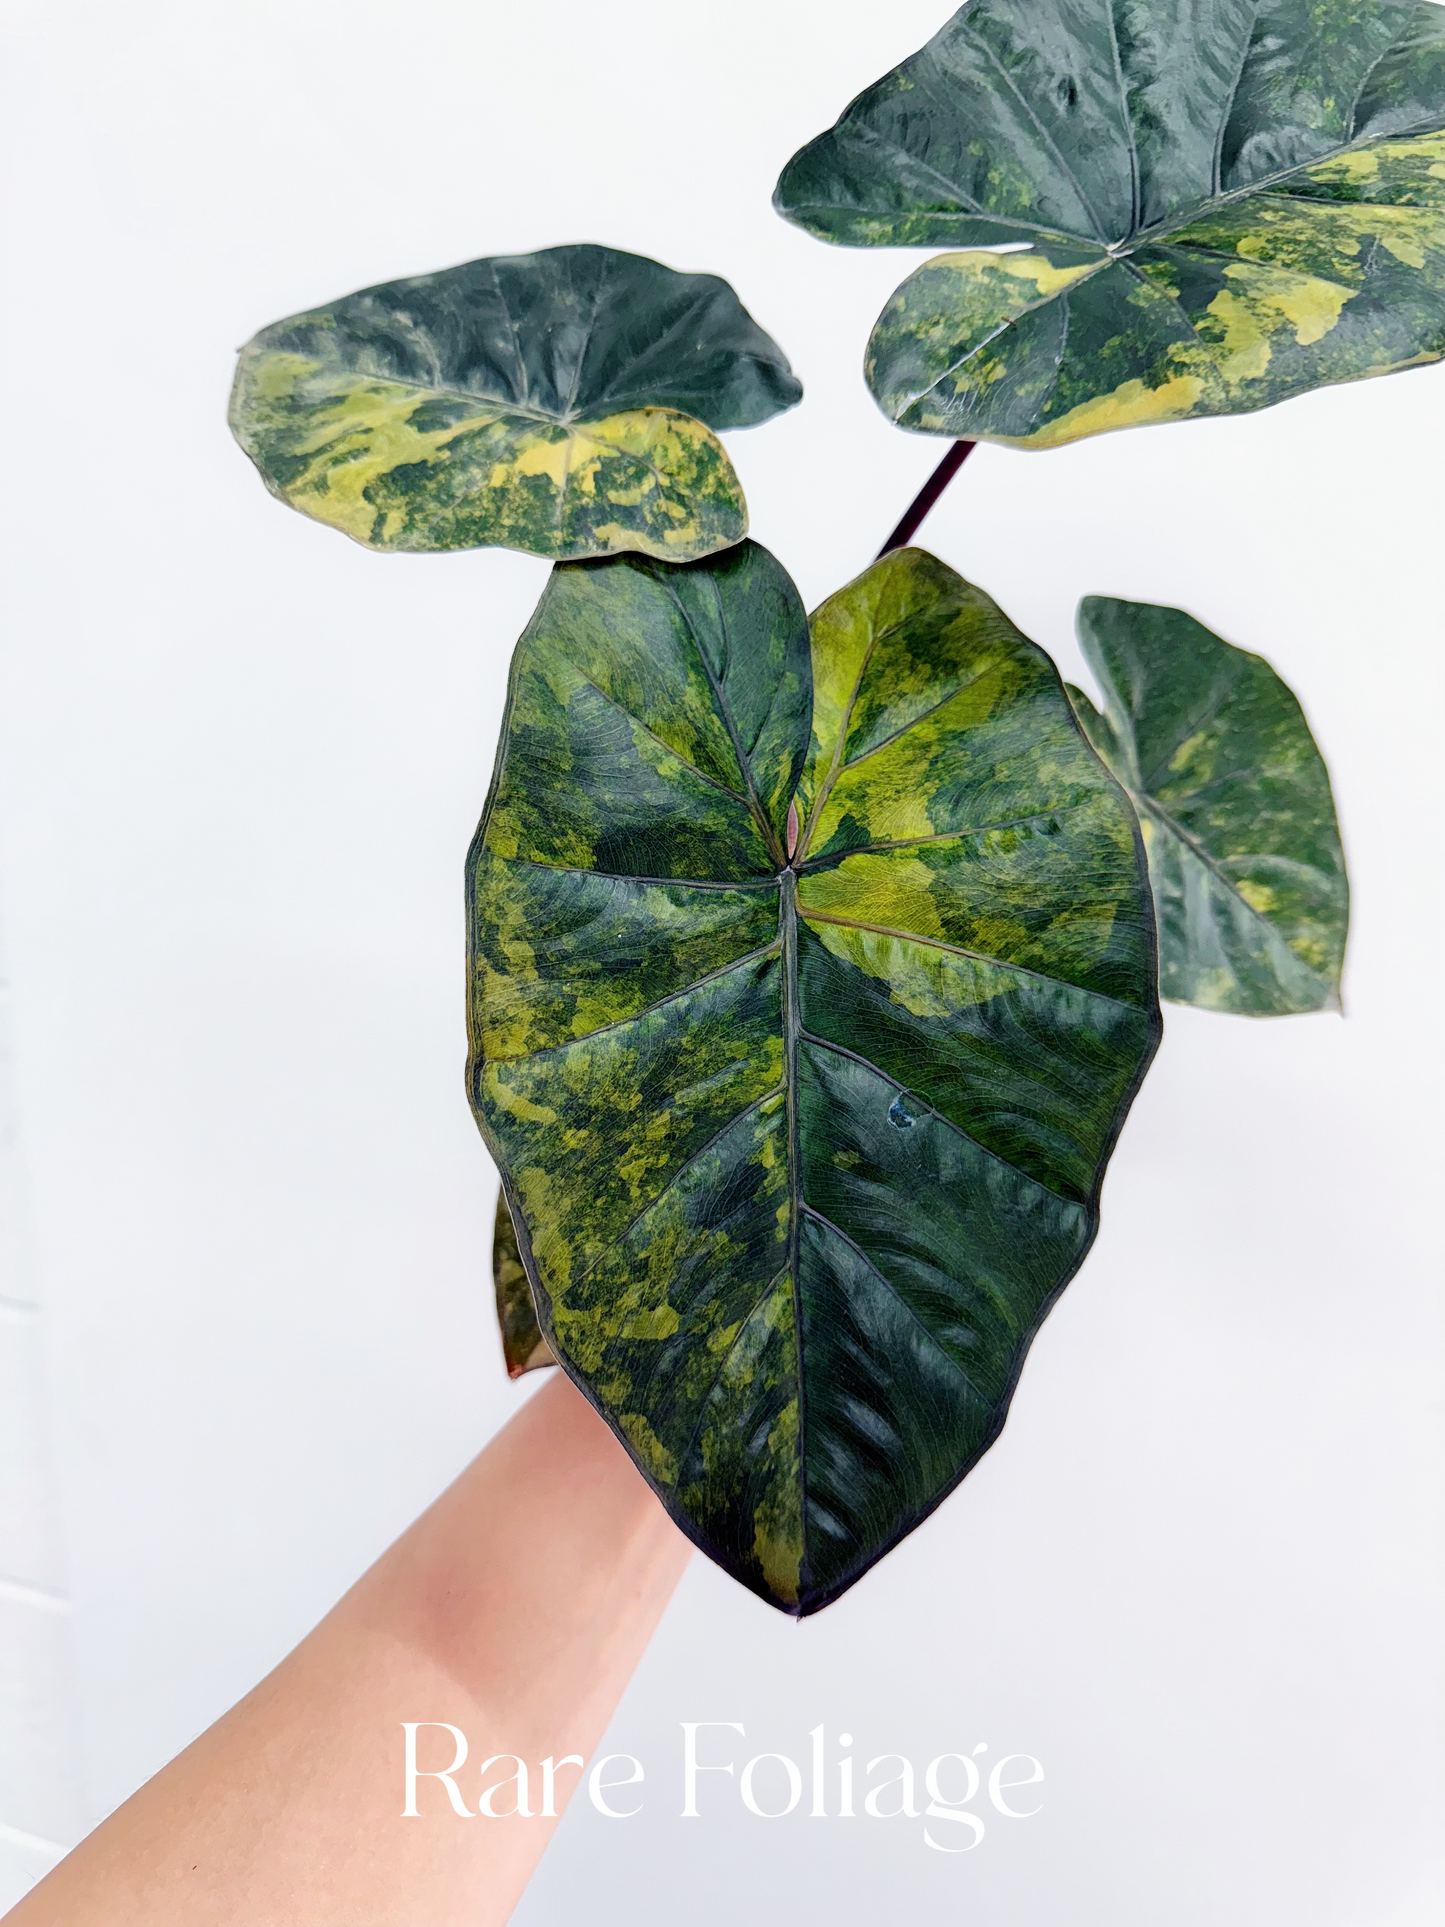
(0, 945, 83, 1910)
(1, 0, 1442, 1919)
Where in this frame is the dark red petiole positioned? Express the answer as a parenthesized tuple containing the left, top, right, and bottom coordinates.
(875, 439, 976, 559)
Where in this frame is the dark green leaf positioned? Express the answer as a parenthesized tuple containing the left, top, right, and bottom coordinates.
(494, 1189, 553, 1378)
(467, 542, 1159, 1613)
(774, 0, 1445, 447)
(229, 244, 801, 561)
(1070, 596, 1347, 1014)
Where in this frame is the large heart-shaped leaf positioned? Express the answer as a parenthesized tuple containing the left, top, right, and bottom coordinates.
(229, 245, 801, 561)
(774, 0, 1445, 447)
(466, 541, 1159, 1613)
(1069, 597, 1347, 1014)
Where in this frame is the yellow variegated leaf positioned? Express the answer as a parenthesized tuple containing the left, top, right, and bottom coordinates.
(467, 544, 1159, 1613)
(230, 245, 801, 561)
(776, 0, 1445, 448)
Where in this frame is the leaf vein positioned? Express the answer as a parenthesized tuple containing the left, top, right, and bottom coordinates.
(673, 1265, 793, 1490)
(552, 1087, 786, 1305)
(798, 910, 1142, 1013)
(1211, 0, 1267, 201)
(891, 254, 1110, 419)
(501, 856, 779, 891)
(1105, 0, 1141, 234)
(800, 1204, 982, 1395)
(1134, 660, 1251, 793)
(1134, 795, 1331, 986)
(799, 1031, 1084, 1207)
(960, 22, 1113, 243)
(566, 669, 754, 807)
(486, 940, 782, 1064)
(801, 807, 1084, 865)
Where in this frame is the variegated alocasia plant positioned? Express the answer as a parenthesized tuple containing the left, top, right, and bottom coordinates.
(230, 244, 800, 561)
(1068, 597, 1347, 1015)
(775, 0, 1445, 449)
(467, 543, 1160, 1612)
(228, 1, 1380, 1614)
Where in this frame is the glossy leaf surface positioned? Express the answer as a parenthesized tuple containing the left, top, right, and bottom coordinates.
(1070, 597, 1347, 1014)
(467, 544, 1159, 1612)
(494, 1190, 553, 1378)
(229, 245, 800, 561)
(775, 0, 1445, 447)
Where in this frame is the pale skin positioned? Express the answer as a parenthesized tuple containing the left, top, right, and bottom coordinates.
(7, 1372, 691, 1927)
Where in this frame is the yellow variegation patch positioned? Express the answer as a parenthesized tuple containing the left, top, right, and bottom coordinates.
(230, 351, 746, 562)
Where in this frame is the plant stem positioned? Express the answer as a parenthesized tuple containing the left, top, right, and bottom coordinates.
(876, 439, 976, 559)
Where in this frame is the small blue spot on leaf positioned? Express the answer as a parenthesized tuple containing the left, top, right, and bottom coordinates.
(888, 1095, 915, 1130)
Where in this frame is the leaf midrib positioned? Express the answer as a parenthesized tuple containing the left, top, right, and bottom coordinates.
(780, 869, 807, 1583)
(272, 355, 714, 440)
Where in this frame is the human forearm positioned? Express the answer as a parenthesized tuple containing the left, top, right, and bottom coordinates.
(8, 1371, 689, 1927)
